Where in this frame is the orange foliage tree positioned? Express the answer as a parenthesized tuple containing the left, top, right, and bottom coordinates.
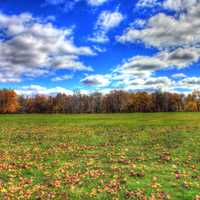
(0, 89, 18, 113)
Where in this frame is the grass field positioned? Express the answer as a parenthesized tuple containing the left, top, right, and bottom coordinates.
(0, 113, 199, 200)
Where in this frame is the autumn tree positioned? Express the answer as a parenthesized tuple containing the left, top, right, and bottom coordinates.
(2, 89, 200, 114)
(0, 89, 18, 113)
(184, 93, 199, 112)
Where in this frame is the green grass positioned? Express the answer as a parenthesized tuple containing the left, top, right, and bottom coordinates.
(0, 113, 199, 199)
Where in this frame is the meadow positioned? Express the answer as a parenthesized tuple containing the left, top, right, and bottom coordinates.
(0, 113, 199, 200)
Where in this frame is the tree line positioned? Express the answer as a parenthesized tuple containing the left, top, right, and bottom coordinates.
(0, 89, 200, 113)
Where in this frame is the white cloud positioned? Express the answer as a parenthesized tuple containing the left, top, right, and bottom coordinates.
(118, 4, 200, 49)
(16, 85, 73, 96)
(89, 10, 124, 43)
(144, 76, 172, 86)
(119, 75, 200, 94)
(0, 12, 94, 83)
(177, 77, 200, 90)
(158, 48, 200, 68)
(121, 76, 174, 93)
(81, 74, 111, 87)
(92, 45, 106, 53)
(109, 46, 200, 93)
(132, 19, 146, 28)
(96, 10, 124, 31)
(87, 0, 108, 6)
(88, 31, 109, 43)
(118, 55, 166, 78)
(115, 47, 200, 81)
(179, 77, 200, 86)
(15, 84, 99, 96)
(109, 71, 198, 93)
(136, 0, 161, 8)
(115, 0, 200, 93)
(136, 0, 199, 12)
(0, 73, 21, 83)
(51, 74, 74, 82)
(172, 73, 186, 79)
(163, 0, 199, 11)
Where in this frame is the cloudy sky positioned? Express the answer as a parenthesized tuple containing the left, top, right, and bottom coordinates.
(0, 0, 200, 95)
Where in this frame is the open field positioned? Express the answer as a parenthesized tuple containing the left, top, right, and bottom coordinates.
(0, 113, 199, 200)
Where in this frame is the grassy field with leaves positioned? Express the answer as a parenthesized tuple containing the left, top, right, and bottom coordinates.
(0, 113, 199, 200)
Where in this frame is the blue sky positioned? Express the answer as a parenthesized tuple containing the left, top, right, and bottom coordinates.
(0, 0, 200, 95)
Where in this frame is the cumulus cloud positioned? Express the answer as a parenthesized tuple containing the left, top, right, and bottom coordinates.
(110, 57, 174, 91)
(89, 10, 124, 43)
(174, 77, 200, 91)
(136, 0, 199, 11)
(144, 76, 173, 86)
(158, 48, 200, 68)
(116, 1, 200, 93)
(81, 74, 111, 87)
(96, 10, 124, 31)
(121, 76, 200, 93)
(109, 46, 200, 93)
(0, 12, 94, 83)
(122, 76, 174, 92)
(116, 47, 200, 80)
(118, 4, 200, 49)
(179, 77, 200, 86)
(163, 0, 200, 11)
(117, 55, 166, 78)
(0, 73, 21, 83)
(16, 85, 73, 96)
